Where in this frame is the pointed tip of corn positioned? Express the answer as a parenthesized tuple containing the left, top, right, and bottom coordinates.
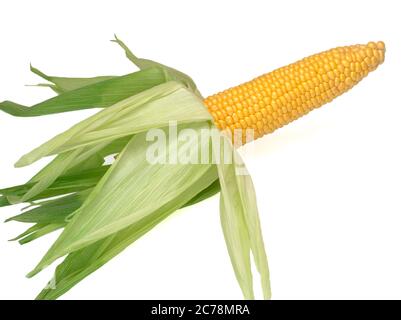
(369, 41, 385, 51)
(364, 41, 386, 68)
(377, 41, 386, 51)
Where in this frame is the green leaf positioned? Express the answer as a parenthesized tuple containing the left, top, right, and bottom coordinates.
(112, 35, 200, 96)
(0, 67, 167, 117)
(18, 223, 64, 245)
(4, 180, 219, 254)
(35, 132, 218, 299)
(4, 178, 219, 248)
(5, 177, 219, 236)
(9, 223, 44, 241)
(6, 192, 88, 224)
(219, 181, 254, 299)
(29, 122, 217, 277)
(36, 206, 187, 299)
(30, 65, 116, 94)
(15, 81, 211, 167)
(214, 135, 271, 300)
(9, 135, 130, 204)
(0, 166, 108, 206)
(18, 149, 86, 203)
(183, 179, 220, 207)
(7, 137, 129, 201)
(16, 140, 114, 203)
(234, 159, 271, 300)
(34, 204, 173, 300)
(0, 196, 10, 207)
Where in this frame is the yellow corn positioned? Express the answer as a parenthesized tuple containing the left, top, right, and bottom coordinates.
(204, 41, 385, 141)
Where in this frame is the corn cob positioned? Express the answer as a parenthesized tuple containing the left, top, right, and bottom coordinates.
(204, 41, 385, 140)
(0, 39, 387, 300)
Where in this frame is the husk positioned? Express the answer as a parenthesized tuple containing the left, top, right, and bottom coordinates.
(1, 37, 271, 300)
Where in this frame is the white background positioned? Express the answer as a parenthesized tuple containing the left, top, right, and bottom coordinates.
(0, 0, 400, 300)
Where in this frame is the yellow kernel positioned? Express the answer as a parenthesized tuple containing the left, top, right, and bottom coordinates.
(377, 50, 384, 63)
(327, 71, 335, 80)
(345, 77, 353, 86)
(376, 41, 385, 50)
(225, 106, 233, 114)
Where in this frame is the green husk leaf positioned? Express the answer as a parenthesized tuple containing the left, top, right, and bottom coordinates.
(0, 38, 270, 301)
(27, 83, 62, 94)
(35, 128, 218, 299)
(5, 178, 219, 242)
(0, 166, 107, 205)
(0, 196, 10, 207)
(8, 135, 130, 204)
(0, 67, 167, 117)
(217, 165, 253, 297)
(112, 35, 200, 96)
(15, 81, 210, 167)
(18, 149, 85, 203)
(18, 223, 64, 245)
(35, 208, 185, 299)
(30, 65, 116, 94)
(234, 158, 271, 300)
(16, 140, 114, 203)
(183, 179, 220, 207)
(214, 135, 271, 300)
(4, 178, 219, 249)
(64, 151, 104, 175)
(6, 192, 88, 224)
(9, 223, 44, 242)
(29, 121, 216, 277)
(9, 222, 63, 244)
(34, 200, 186, 300)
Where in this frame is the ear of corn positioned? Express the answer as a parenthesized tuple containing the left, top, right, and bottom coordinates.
(204, 41, 385, 140)
(0, 38, 385, 300)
